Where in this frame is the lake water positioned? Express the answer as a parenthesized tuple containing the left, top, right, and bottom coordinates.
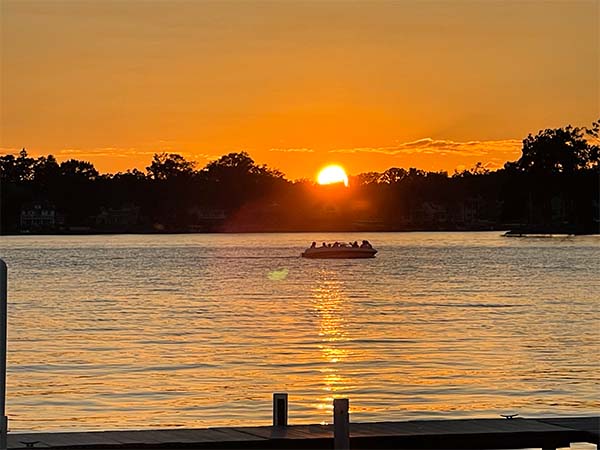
(0, 232, 598, 433)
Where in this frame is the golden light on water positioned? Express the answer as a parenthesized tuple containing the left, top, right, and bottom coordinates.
(5, 233, 598, 430)
(312, 276, 350, 418)
(317, 165, 349, 187)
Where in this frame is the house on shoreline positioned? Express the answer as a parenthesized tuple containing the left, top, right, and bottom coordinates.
(19, 202, 64, 233)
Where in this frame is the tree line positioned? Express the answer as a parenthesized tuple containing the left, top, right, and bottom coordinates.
(1, 120, 598, 234)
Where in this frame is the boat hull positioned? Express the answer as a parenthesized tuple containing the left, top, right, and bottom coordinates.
(301, 248, 377, 259)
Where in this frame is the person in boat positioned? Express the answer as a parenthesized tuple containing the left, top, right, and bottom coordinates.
(333, 242, 340, 248)
(321, 242, 327, 247)
(360, 240, 372, 248)
(352, 241, 359, 248)
(311, 241, 316, 248)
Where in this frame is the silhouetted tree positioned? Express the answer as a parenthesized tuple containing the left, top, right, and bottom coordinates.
(354, 172, 381, 185)
(515, 121, 599, 173)
(200, 152, 285, 210)
(204, 152, 254, 175)
(380, 167, 408, 184)
(0, 149, 35, 182)
(32, 154, 60, 185)
(1, 121, 598, 234)
(16, 149, 36, 181)
(146, 153, 195, 180)
(60, 159, 99, 180)
(113, 168, 147, 181)
(0, 154, 18, 182)
(203, 152, 283, 181)
(453, 162, 490, 178)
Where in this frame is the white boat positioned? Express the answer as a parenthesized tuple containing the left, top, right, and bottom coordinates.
(301, 243, 377, 259)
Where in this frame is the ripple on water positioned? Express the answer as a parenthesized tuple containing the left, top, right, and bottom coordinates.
(1, 232, 599, 431)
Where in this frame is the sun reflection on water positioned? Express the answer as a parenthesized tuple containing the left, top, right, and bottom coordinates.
(311, 273, 352, 419)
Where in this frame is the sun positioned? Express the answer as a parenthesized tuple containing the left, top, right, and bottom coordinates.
(317, 165, 349, 187)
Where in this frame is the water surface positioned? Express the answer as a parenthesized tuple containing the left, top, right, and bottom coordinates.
(1, 232, 598, 431)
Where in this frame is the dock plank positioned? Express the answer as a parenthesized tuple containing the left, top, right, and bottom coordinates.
(8, 432, 123, 448)
(347, 419, 575, 449)
(349, 418, 570, 436)
(535, 417, 600, 443)
(7, 417, 598, 449)
(226, 425, 332, 440)
(148, 428, 265, 444)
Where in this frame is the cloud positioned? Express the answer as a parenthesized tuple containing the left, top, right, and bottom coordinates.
(51, 147, 217, 161)
(0, 147, 22, 155)
(269, 147, 315, 153)
(330, 138, 522, 157)
(1, 145, 222, 164)
(54, 148, 147, 158)
(193, 153, 220, 160)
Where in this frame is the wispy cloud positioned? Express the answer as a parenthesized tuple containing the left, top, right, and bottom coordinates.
(1, 146, 221, 163)
(53, 147, 216, 161)
(269, 148, 315, 153)
(0, 147, 22, 154)
(54, 148, 148, 158)
(330, 138, 521, 157)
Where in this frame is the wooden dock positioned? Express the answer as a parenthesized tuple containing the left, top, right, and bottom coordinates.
(7, 417, 598, 449)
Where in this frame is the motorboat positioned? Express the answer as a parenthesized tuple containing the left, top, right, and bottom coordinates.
(301, 242, 377, 259)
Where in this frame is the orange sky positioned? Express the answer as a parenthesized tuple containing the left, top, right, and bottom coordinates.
(1, 0, 598, 180)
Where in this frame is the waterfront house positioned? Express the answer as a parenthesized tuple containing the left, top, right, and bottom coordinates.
(19, 202, 62, 232)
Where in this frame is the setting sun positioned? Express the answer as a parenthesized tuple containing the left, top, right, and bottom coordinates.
(317, 165, 349, 187)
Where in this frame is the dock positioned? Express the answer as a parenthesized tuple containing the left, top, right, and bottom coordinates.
(8, 416, 598, 449)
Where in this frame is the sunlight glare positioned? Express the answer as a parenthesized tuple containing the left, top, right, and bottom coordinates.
(268, 268, 289, 281)
(317, 165, 349, 187)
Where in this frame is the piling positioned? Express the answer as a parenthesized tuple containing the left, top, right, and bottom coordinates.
(0, 259, 7, 450)
(273, 393, 288, 427)
(333, 398, 349, 450)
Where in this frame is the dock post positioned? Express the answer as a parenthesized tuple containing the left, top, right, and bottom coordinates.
(0, 259, 7, 450)
(273, 393, 288, 427)
(333, 398, 349, 450)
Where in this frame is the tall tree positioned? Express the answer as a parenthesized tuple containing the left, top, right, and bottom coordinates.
(33, 154, 60, 185)
(16, 149, 35, 181)
(146, 153, 196, 180)
(380, 167, 408, 184)
(60, 159, 99, 180)
(204, 152, 259, 180)
(0, 149, 35, 182)
(516, 121, 600, 173)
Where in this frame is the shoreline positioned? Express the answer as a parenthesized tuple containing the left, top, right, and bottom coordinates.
(4, 227, 600, 237)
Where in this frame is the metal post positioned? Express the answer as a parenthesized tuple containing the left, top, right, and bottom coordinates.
(273, 393, 288, 427)
(0, 259, 7, 450)
(333, 398, 349, 450)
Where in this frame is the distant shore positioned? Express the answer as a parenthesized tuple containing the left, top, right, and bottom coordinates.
(4, 226, 599, 236)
